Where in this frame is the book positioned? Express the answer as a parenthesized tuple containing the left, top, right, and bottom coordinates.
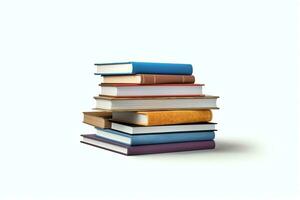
(81, 134, 215, 155)
(94, 95, 219, 111)
(83, 111, 112, 128)
(100, 84, 203, 97)
(101, 74, 195, 84)
(95, 62, 192, 75)
(111, 122, 216, 134)
(96, 128, 215, 145)
(112, 110, 213, 126)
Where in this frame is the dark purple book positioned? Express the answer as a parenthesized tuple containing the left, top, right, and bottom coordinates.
(81, 134, 215, 156)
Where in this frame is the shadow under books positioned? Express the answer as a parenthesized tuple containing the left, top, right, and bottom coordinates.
(136, 140, 256, 158)
(213, 140, 253, 153)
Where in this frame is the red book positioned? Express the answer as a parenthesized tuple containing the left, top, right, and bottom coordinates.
(99, 84, 204, 97)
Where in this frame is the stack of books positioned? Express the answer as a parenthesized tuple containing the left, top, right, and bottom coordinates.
(81, 62, 219, 155)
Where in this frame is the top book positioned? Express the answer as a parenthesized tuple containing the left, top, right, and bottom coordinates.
(95, 62, 193, 75)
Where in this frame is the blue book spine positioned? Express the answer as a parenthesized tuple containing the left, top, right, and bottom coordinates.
(131, 131, 215, 145)
(97, 128, 215, 145)
(131, 62, 193, 75)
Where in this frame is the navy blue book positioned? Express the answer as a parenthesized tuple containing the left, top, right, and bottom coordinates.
(95, 62, 193, 75)
(95, 128, 215, 146)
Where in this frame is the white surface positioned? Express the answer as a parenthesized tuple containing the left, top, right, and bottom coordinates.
(0, 0, 299, 200)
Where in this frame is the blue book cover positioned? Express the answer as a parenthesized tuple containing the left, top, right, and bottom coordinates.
(95, 61, 193, 75)
(95, 128, 215, 145)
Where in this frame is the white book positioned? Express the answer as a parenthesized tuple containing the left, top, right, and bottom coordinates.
(94, 95, 219, 111)
(100, 84, 203, 97)
(111, 122, 216, 134)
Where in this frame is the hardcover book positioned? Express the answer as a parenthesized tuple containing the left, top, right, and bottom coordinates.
(83, 111, 112, 128)
(99, 84, 204, 97)
(96, 128, 215, 145)
(81, 134, 215, 155)
(94, 95, 219, 111)
(101, 74, 195, 84)
(111, 122, 216, 134)
(95, 62, 193, 75)
(112, 110, 213, 126)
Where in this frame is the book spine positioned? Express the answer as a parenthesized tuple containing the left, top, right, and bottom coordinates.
(131, 131, 215, 145)
(140, 75, 195, 84)
(132, 62, 193, 75)
(127, 140, 215, 155)
(145, 110, 212, 126)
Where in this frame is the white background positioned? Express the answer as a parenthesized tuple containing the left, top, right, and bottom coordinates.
(0, 0, 299, 199)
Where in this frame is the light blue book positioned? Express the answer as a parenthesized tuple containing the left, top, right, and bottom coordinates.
(95, 128, 215, 146)
(95, 62, 193, 75)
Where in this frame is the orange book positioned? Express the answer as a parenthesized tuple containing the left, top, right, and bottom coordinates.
(112, 110, 213, 126)
(83, 111, 112, 128)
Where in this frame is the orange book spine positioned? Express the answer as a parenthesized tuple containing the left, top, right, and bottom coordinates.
(140, 110, 212, 126)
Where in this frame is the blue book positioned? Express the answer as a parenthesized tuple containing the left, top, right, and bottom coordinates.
(95, 62, 193, 75)
(95, 128, 215, 146)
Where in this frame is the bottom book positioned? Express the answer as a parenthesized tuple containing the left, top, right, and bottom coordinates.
(81, 134, 215, 155)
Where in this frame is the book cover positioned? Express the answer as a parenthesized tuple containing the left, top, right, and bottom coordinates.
(95, 62, 193, 75)
(96, 128, 215, 145)
(81, 134, 215, 155)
